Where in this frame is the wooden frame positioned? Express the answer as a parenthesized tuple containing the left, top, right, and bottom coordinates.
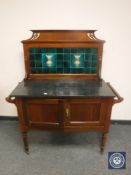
(22, 30, 104, 80)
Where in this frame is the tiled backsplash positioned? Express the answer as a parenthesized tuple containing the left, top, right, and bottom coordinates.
(29, 48, 98, 74)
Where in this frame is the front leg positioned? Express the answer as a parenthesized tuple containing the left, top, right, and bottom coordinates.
(101, 133, 107, 153)
(22, 132, 29, 154)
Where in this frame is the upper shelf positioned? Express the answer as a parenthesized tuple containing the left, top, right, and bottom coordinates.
(21, 30, 105, 43)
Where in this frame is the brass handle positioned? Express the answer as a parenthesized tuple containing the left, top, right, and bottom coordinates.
(107, 82, 123, 104)
(66, 108, 69, 117)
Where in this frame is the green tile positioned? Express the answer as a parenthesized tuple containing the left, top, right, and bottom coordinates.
(64, 54, 70, 61)
(41, 48, 48, 53)
(45, 68, 56, 73)
(92, 54, 97, 61)
(35, 60, 42, 67)
(85, 48, 92, 53)
(50, 68, 56, 73)
(34, 48, 41, 53)
(92, 48, 98, 54)
(77, 68, 84, 73)
(77, 48, 85, 53)
(29, 48, 35, 53)
(57, 68, 63, 73)
(30, 61, 35, 67)
(35, 54, 41, 61)
(71, 48, 78, 53)
(29, 47, 98, 75)
(57, 48, 63, 53)
(91, 68, 97, 74)
(42, 68, 48, 73)
(84, 68, 91, 74)
(92, 61, 97, 67)
(30, 54, 35, 60)
(63, 68, 70, 73)
(57, 61, 63, 68)
(57, 54, 63, 61)
(85, 54, 92, 61)
(84, 61, 91, 67)
(36, 68, 43, 73)
(48, 48, 57, 53)
(30, 68, 36, 74)
(70, 68, 78, 74)
(64, 48, 70, 53)
(64, 61, 70, 67)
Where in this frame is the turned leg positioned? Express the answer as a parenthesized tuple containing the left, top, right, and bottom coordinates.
(101, 133, 107, 153)
(22, 132, 29, 154)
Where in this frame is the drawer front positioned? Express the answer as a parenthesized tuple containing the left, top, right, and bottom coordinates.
(24, 99, 62, 128)
(64, 99, 107, 126)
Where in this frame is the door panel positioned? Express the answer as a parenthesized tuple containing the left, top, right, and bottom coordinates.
(24, 99, 61, 128)
(64, 99, 105, 126)
(70, 103, 101, 121)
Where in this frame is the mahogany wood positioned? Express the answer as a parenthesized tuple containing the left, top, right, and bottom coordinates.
(14, 97, 117, 153)
(6, 30, 123, 153)
(101, 133, 107, 153)
(22, 132, 29, 154)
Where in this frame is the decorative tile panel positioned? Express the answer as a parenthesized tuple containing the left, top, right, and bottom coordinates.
(29, 48, 98, 74)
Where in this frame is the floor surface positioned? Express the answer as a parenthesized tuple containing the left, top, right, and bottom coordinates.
(0, 121, 130, 175)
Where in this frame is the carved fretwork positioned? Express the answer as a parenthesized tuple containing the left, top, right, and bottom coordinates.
(30, 32, 40, 40)
(21, 30, 105, 43)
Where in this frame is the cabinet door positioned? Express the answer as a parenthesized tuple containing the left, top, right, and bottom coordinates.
(24, 99, 62, 129)
(64, 99, 106, 126)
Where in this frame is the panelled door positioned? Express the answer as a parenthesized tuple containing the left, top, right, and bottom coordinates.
(64, 99, 106, 126)
(24, 98, 63, 129)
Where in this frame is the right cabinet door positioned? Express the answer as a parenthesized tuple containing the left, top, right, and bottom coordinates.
(64, 99, 107, 126)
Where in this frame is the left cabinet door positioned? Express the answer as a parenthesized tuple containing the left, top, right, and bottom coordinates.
(23, 99, 63, 130)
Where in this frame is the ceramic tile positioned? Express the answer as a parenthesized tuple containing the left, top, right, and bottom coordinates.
(29, 48, 98, 74)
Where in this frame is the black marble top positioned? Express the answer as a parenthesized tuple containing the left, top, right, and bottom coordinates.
(10, 79, 116, 99)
